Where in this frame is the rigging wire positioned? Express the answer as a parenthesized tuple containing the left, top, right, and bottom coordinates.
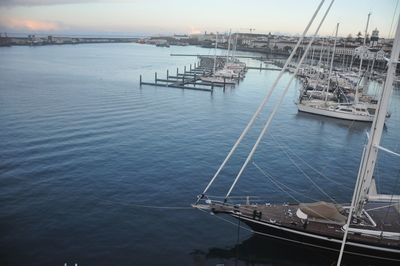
(388, 0, 400, 38)
(198, 0, 327, 200)
(202, 169, 338, 227)
(269, 134, 354, 190)
(280, 145, 336, 203)
(380, 169, 400, 237)
(224, 0, 336, 200)
(252, 162, 339, 223)
(252, 161, 320, 202)
(366, 203, 400, 211)
(268, 135, 338, 203)
(100, 198, 193, 210)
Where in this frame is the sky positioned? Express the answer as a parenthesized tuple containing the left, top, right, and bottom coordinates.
(0, 0, 399, 38)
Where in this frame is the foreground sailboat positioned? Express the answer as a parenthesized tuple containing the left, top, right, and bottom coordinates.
(193, 0, 400, 263)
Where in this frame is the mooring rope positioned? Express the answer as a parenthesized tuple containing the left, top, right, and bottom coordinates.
(100, 198, 193, 210)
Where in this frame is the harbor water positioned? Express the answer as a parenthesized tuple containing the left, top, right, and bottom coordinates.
(0, 43, 399, 265)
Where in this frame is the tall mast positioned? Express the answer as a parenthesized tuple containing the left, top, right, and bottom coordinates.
(232, 33, 238, 61)
(213, 32, 218, 74)
(337, 15, 400, 266)
(325, 23, 339, 103)
(355, 13, 371, 104)
(342, 41, 346, 69)
(311, 46, 315, 66)
(354, 15, 400, 216)
(318, 38, 325, 68)
(226, 29, 232, 63)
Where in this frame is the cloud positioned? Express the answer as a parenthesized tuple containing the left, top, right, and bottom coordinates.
(189, 26, 202, 35)
(0, 18, 63, 31)
(0, 0, 134, 7)
(0, 0, 75, 6)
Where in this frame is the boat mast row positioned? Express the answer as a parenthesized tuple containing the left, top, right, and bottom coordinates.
(197, 0, 328, 200)
(324, 22, 339, 103)
(355, 13, 371, 104)
(224, 0, 335, 199)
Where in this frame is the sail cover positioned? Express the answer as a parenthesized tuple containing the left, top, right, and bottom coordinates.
(299, 201, 347, 224)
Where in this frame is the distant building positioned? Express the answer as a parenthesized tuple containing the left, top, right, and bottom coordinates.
(249, 40, 270, 48)
(173, 34, 189, 40)
(240, 33, 270, 48)
(190, 33, 228, 43)
(147, 39, 168, 45)
(0, 33, 11, 46)
(370, 28, 379, 47)
(354, 46, 386, 61)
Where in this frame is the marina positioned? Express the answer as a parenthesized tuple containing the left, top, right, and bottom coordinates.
(1, 1, 400, 266)
(194, 2, 400, 265)
(139, 56, 247, 92)
(1, 40, 399, 266)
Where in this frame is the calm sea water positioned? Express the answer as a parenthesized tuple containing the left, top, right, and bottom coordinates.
(0, 43, 399, 266)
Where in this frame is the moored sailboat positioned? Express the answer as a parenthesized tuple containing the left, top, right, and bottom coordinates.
(297, 13, 384, 122)
(297, 100, 375, 122)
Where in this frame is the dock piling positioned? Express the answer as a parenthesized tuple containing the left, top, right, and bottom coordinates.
(155, 72, 157, 84)
(223, 77, 226, 91)
(139, 75, 142, 86)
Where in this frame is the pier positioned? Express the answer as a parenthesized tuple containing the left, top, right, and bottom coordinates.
(139, 56, 285, 92)
(139, 59, 241, 92)
(170, 53, 266, 60)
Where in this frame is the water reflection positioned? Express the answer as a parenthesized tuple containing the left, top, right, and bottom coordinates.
(295, 111, 375, 134)
(192, 234, 398, 266)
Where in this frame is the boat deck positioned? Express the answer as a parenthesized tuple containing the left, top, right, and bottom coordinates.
(207, 201, 400, 249)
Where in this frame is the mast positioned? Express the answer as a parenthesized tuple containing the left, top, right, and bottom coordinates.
(311, 46, 315, 66)
(354, 15, 400, 216)
(342, 42, 346, 69)
(337, 15, 400, 266)
(232, 33, 238, 61)
(319, 38, 324, 65)
(213, 32, 218, 74)
(349, 50, 354, 71)
(355, 13, 371, 104)
(226, 29, 232, 63)
(325, 23, 339, 103)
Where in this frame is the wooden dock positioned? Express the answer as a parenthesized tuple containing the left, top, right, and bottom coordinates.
(247, 66, 282, 71)
(170, 53, 266, 60)
(139, 62, 238, 92)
